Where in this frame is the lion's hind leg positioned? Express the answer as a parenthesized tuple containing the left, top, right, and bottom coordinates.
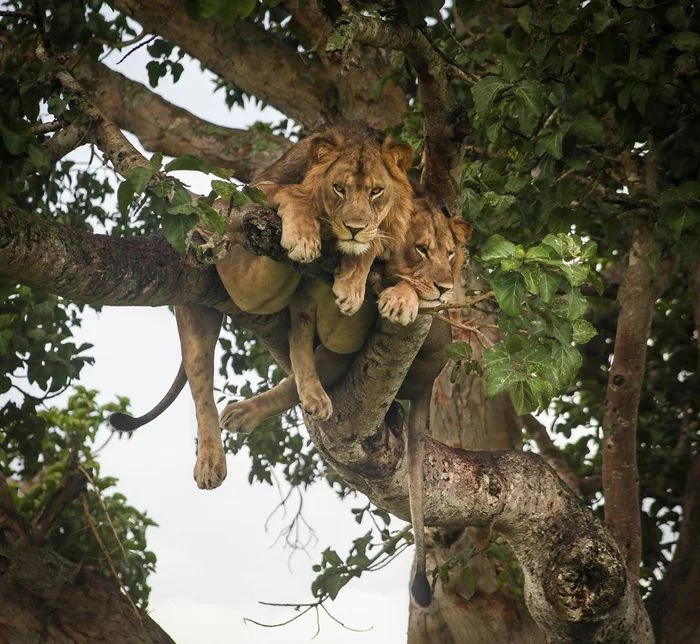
(175, 305, 227, 490)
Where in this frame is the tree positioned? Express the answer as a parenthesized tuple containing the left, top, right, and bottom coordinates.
(1, 0, 698, 642)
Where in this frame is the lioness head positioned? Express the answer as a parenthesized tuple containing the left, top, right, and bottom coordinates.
(387, 197, 472, 306)
(305, 124, 414, 256)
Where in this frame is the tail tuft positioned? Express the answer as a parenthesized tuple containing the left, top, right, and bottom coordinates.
(109, 412, 145, 432)
(411, 570, 432, 607)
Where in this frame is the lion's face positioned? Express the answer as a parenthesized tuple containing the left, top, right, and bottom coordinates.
(310, 132, 413, 256)
(387, 198, 472, 306)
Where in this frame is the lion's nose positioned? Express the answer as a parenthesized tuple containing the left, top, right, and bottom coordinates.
(435, 283, 451, 296)
(346, 224, 366, 237)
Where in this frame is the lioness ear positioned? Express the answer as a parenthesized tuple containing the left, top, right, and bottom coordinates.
(309, 136, 338, 164)
(451, 218, 473, 245)
(384, 140, 414, 172)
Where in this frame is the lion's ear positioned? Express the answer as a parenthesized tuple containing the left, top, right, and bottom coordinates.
(309, 136, 339, 164)
(450, 218, 473, 245)
(384, 140, 414, 172)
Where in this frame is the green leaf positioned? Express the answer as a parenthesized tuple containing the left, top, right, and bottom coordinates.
(666, 6, 689, 29)
(150, 152, 164, 170)
(538, 271, 560, 303)
(672, 31, 700, 52)
(480, 235, 516, 262)
(536, 130, 564, 160)
(164, 154, 212, 173)
(146, 60, 163, 88)
(558, 262, 588, 287)
(27, 144, 50, 171)
(572, 319, 597, 344)
(489, 272, 526, 317)
(514, 82, 545, 117)
(211, 179, 236, 199)
(128, 166, 154, 194)
(571, 112, 604, 143)
(521, 265, 542, 295)
(541, 234, 567, 257)
(1, 127, 26, 155)
(551, 11, 577, 33)
(162, 213, 197, 254)
(484, 344, 526, 398)
(472, 76, 508, 115)
(551, 344, 582, 389)
(658, 181, 700, 205)
(446, 341, 472, 360)
(117, 180, 136, 216)
(553, 287, 588, 321)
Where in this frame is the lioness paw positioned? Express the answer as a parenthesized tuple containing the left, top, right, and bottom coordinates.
(193, 444, 227, 490)
(378, 286, 419, 326)
(333, 280, 365, 317)
(300, 384, 333, 421)
(219, 401, 261, 434)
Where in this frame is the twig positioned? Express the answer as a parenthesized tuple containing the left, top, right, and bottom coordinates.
(521, 415, 582, 496)
(78, 464, 129, 561)
(82, 494, 142, 623)
(424, 311, 494, 347)
(417, 291, 495, 312)
(31, 120, 66, 135)
(32, 452, 87, 539)
(117, 34, 157, 65)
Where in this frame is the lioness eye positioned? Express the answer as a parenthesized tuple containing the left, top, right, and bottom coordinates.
(333, 183, 345, 196)
(370, 186, 384, 197)
(416, 245, 429, 258)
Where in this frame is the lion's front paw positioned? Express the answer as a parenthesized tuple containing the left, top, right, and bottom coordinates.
(333, 279, 365, 316)
(299, 383, 333, 421)
(280, 219, 321, 263)
(219, 401, 261, 434)
(193, 443, 227, 490)
(378, 285, 419, 326)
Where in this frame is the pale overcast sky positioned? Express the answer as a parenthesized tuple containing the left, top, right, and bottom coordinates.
(54, 38, 414, 643)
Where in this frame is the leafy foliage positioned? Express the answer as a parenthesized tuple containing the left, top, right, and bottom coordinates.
(1, 0, 699, 622)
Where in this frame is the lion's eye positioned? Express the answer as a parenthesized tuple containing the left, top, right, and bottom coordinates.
(370, 186, 384, 197)
(416, 245, 429, 259)
(333, 183, 345, 197)
(448, 251, 456, 261)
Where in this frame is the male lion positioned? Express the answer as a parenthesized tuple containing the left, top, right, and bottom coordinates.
(256, 121, 414, 316)
(218, 196, 472, 607)
(111, 122, 414, 489)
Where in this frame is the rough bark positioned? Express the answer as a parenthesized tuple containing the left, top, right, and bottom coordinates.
(75, 60, 292, 182)
(0, 206, 228, 308)
(111, 0, 334, 129)
(409, 262, 545, 642)
(601, 224, 657, 583)
(0, 472, 174, 643)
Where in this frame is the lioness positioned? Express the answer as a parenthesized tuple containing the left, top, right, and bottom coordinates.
(218, 197, 472, 607)
(111, 122, 415, 489)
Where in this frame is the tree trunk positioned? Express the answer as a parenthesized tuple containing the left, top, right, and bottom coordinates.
(408, 266, 546, 642)
(0, 512, 173, 644)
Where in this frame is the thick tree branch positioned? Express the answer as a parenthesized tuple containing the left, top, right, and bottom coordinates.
(601, 224, 658, 584)
(327, 13, 459, 208)
(0, 207, 228, 307)
(521, 414, 582, 497)
(111, 0, 335, 129)
(303, 399, 652, 642)
(75, 60, 292, 182)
